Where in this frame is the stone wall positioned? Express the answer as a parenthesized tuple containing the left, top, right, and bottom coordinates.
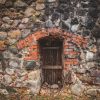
(0, 0, 100, 98)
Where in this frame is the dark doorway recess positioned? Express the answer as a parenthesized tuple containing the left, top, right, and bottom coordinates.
(38, 36, 63, 86)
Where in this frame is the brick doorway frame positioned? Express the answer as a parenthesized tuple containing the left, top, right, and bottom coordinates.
(17, 28, 87, 85)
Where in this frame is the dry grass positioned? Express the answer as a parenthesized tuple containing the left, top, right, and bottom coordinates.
(0, 93, 73, 100)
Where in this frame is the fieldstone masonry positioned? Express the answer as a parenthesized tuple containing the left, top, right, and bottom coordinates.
(0, 0, 100, 99)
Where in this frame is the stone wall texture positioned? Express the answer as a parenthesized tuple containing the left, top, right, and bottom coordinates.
(0, 0, 100, 99)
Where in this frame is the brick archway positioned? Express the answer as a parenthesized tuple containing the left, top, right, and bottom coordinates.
(17, 28, 87, 61)
(17, 28, 88, 84)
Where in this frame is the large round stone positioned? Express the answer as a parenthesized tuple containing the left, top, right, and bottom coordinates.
(0, 32, 7, 40)
(0, 40, 6, 51)
(2, 51, 12, 59)
(4, 74, 12, 84)
(8, 45, 18, 54)
(14, 0, 28, 8)
(24, 7, 36, 17)
(36, 3, 45, 10)
(2, 17, 13, 24)
(5, 68, 15, 75)
(71, 80, 85, 96)
(21, 29, 31, 38)
(9, 60, 19, 68)
(8, 30, 21, 39)
(22, 18, 29, 24)
(28, 70, 41, 80)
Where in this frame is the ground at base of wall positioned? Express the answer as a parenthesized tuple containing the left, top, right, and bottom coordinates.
(0, 85, 100, 100)
(0, 93, 100, 100)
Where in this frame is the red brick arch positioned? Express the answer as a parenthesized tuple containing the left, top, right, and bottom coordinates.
(17, 28, 88, 68)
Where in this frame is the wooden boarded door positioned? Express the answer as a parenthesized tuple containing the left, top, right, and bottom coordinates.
(39, 37, 63, 85)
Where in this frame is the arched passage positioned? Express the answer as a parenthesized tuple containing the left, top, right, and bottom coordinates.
(38, 36, 63, 85)
(17, 28, 88, 86)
